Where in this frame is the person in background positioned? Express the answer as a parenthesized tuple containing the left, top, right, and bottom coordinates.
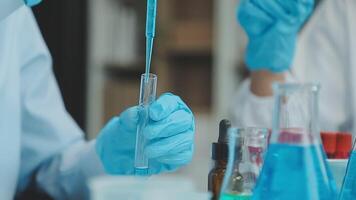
(0, 1, 195, 199)
(231, 0, 356, 134)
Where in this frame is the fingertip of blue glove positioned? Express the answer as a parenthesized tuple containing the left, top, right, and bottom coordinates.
(121, 106, 139, 120)
(117, 106, 140, 132)
(149, 92, 177, 121)
(150, 103, 165, 121)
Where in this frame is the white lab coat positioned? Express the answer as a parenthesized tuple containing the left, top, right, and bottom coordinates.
(231, 0, 356, 134)
(0, 6, 104, 200)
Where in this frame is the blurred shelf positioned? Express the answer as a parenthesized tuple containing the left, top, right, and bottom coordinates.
(167, 48, 212, 59)
(168, 20, 212, 53)
(105, 61, 146, 78)
(156, 1, 213, 113)
(115, 0, 138, 7)
(171, 0, 213, 21)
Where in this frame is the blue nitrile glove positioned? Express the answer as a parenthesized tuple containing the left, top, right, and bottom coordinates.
(95, 93, 195, 175)
(238, 0, 314, 73)
(24, 0, 42, 6)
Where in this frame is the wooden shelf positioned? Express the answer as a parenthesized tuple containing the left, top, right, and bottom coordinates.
(154, 0, 214, 112)
(168, 20, 212, 53)
(115, 0, 138, 7)
(105, 64, 144, 79)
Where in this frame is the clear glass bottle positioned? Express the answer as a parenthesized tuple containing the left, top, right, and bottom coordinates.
(220, 128, 245, 200)
(239, 128, 268, 193)
(252, 83, 337, 200)
(219, 127, 268, 200)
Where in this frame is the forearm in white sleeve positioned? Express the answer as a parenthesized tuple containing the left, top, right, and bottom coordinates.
(16, 7, 105, 199)
(0, 0, 23, 21)
(230, 79, 274, 128)
(230, 72, 297, 128)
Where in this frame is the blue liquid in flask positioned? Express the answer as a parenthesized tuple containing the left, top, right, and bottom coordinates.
(252, 144, 337, 200)
(339, 151, 356, 200)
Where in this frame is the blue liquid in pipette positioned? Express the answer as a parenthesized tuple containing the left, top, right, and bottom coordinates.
(339, 151, 356, 200)
(145, 37, 154, 77)
(252, 144, 337, 200)
(145, 0, 157, 80)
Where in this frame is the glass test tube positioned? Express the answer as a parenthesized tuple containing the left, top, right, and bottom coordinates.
(134, 73, 157, 175)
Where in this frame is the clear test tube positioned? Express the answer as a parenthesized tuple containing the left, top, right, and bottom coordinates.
(134, 73, 157, 175)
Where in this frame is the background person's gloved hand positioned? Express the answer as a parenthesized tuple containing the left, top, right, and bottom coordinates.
(95, 93, 195, 175)
(238, 0, 314, 73)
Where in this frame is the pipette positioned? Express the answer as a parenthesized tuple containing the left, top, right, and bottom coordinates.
(145, 0, 157, 79)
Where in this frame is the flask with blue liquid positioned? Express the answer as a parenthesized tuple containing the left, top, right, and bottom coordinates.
(252, 83, 337, 200)
(339, 139, 356, 200)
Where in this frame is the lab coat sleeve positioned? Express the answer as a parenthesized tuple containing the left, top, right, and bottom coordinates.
(230, 79, 274, 128)
(16, 7, 104, 199)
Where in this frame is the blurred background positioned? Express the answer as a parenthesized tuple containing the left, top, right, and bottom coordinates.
(32, 0, 247, 192)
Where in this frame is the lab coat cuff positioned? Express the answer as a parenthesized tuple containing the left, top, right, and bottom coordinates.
(241, 71, 297, 105)
(81, 140, 106, 179)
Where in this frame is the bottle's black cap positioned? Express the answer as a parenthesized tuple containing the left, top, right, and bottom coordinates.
(218, 119, 230, 143)
(212, 119, 231, 161)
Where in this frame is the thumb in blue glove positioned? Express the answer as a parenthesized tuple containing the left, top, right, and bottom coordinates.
(95, 93, 195, 175)
(238, 0, 314, 72)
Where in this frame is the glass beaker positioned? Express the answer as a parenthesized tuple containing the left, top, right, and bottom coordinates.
(252, 83, 337, 200)
(339, 139, 356, 200)
(220, 127, 268, 200)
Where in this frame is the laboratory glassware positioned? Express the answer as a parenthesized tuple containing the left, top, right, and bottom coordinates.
(339, 139, 356, 200)
(220, 127, 268, 200)
(134, 73, 157, 175)
(240, 127, 269, 187)
(209, 119, 231, 200)
(253, 83, 337, 200)
(220, 128, 245, 200)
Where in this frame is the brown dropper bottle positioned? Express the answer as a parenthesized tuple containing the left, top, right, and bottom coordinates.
(208, 119, 231, 200)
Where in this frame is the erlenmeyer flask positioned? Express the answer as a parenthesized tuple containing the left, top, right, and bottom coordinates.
(339, 139, 356, 200)
(220, 128, 268, 200)
(252, 83, 337, 200)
